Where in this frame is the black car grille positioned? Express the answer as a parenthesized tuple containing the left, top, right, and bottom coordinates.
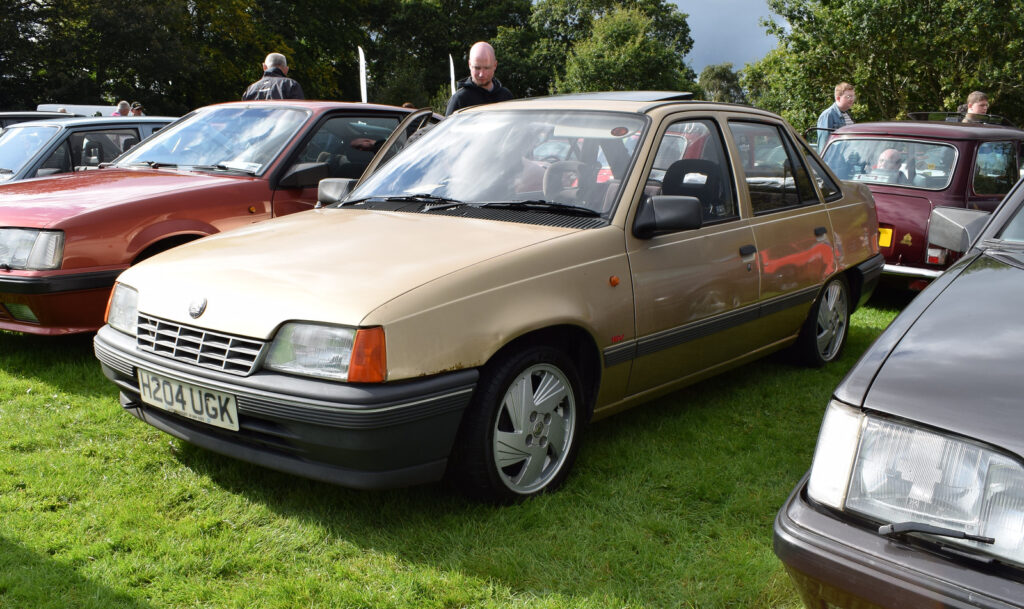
(136, 314, 266, 376)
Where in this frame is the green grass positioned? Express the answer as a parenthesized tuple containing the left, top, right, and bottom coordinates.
(0, 297, 906, 609)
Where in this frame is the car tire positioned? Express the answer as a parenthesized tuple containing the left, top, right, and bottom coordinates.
(796, 275, 850, 367)
(450, 345, 584, 503)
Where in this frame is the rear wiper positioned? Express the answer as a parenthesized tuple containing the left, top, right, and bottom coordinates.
(878, 521, 995, 544)
(481, 200, 601, 217)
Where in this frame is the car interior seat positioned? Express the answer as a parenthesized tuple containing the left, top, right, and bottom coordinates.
(662, 159, 722, 218)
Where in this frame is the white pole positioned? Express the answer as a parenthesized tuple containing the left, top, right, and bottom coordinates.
(449, 54, 456, 95)
(358, 46, 367, 103)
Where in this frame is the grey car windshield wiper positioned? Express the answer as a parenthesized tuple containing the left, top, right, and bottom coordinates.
(191, 164, 257, 175)
(481, 200, 601, 217)
(343, 194, 466, 210)
(132, 161, 178, 169)
(878, 521, 995, 544)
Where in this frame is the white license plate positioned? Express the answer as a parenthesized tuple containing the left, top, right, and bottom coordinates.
(136, 369, 239, 432)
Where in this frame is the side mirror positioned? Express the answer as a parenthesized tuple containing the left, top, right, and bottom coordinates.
(317, 178, 357, 207)
(278, 162, 329, 189)
(927, 206, 990, 253)
(633, 195, 703, 239)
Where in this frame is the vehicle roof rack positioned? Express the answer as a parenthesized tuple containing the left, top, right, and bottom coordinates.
(545, 91, 694, 102)
(906, 111, 1016, 128)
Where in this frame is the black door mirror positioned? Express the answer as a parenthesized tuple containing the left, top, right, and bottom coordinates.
(633, 195, 703, 239)
(278, 162, 329, 189)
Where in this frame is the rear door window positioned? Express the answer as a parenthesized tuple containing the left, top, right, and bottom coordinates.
(728, 121, 819, 214)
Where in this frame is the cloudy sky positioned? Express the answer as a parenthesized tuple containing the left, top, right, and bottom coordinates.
(674, 0, 779, 74)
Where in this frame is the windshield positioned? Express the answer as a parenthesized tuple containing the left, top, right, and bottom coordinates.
(117, 105, 309, 174)
(823, 138, 958, 190)
(0, 124, 59, 181)
(350, 110, 647, 216)
(996, 196, 1024, 242)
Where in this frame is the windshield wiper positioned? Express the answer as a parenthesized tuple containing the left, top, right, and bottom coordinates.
(878, 522, 995, 544)
(191, 164, 257, 175)
(338, 194, 465, 209)
(135, 161, 178, 169)
(386, 194, 462, 205)
(481, 200, 601, 217)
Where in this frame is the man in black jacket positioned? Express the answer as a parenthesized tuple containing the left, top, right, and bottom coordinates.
(242, 53, 305, 101)
(445, 42, 513, 116)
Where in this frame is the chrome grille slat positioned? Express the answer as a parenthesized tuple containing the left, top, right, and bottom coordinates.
(136, 314, 266, 376)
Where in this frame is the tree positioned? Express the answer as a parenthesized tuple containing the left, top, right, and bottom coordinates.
(698, 63, 746, 104)
(745, 0, 1024, 129)
(555, 6, 693, 92)
(495, 0, 695, 97)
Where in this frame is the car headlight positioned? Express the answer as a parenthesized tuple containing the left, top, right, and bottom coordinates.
(264, 323, 385, 382)
(0, 228, 64, 270)
(808, 400, 1024, 567)
(106, 282, 138, 336)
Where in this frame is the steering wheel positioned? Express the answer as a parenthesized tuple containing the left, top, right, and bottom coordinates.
(543, 160, 585, 199)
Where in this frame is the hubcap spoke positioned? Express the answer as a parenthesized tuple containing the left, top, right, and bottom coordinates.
(492, 362, 577, 494)
(494, 429, 534, 468)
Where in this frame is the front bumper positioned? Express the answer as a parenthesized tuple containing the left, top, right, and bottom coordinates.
(773, 474, 1023, 609)
(0, 269, 121, 334)
(94, 325, 479, 489)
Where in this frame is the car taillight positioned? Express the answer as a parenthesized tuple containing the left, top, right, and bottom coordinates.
(926, 246, 948, 266)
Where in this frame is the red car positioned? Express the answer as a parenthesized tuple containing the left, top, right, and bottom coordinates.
(0, 101, 436, 335)
(820, 118, 1024, 289)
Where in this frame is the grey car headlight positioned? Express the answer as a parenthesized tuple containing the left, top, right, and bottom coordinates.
(0, 228, 64, 270)
(265, 323, 387, 383)
(265, 323, 357, 381)
(106, 283, 138, 336)
(808, 400, 1024, 567)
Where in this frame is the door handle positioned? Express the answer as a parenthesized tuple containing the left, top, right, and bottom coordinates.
(739, 244, 757, 257)
(814, 226, 828, 237)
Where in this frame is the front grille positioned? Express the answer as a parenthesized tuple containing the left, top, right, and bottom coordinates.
(136, 314, 266, 376)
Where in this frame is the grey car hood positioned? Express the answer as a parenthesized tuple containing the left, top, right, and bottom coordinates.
(841, 250, 1024, 458)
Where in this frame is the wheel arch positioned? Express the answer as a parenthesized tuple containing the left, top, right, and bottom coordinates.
(132, 233, 205, 264)
(480, 324, 602, 419)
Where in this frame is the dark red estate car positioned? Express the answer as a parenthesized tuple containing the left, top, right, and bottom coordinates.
(820, 119, 1024, 289)
(0, 101, 437, 335)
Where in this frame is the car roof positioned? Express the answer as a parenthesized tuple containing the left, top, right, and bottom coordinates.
(0, 111, 78, 118)
(6, 116, 176, 129)
(458, 91, 779, 119)
(203, 100, 417, 114)
(832, 120, 1024, 141)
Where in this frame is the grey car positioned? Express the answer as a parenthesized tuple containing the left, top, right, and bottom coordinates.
(0, 116, 173, 182)
(774, 186, 1024, 606)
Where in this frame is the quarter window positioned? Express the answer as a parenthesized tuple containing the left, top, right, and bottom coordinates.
(799, 140, 842, 202)
(729, 121, 818, 214)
